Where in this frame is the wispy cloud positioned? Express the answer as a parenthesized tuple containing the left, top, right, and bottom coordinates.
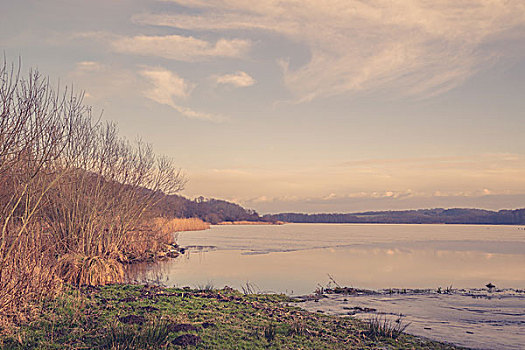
(112, 34, 251, 61)
(339, 153, 525, 173)
(140, 67, 226, 122)
(341, 155, 470, 167)
(75, 61, 104, 72)
(140, 67, 193, 102)
(136, 0, 525, 100)
(214, 71, 255, 87)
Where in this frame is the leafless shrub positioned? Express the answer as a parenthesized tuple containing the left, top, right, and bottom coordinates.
(0, 222, 62, 329)
(0, 57, 186, 327)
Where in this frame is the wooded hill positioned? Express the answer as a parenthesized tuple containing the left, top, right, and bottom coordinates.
(153, 195, 263, 224)
(264, 208, 525, 225)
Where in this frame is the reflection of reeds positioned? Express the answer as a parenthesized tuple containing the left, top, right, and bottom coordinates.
(153, 217, 210, 233)
(125, 260, 170, 286)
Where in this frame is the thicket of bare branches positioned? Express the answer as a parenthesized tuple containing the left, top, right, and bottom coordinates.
(0, 59, 185, 328)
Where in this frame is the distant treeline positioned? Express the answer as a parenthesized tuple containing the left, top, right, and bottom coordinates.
(153, 195, 263, 224)
(264, 208, 525, 225)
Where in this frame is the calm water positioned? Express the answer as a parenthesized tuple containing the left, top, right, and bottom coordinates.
(148, 223, 525, 294)
(135, 223, 525, 349)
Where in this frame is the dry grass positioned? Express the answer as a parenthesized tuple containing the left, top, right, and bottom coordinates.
(57, 254, 125, 287)
(153, 217, 210, 233)
(0, 225, 63, 330)
(120, 223, 173, 263)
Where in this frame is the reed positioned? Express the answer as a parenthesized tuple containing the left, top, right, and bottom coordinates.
(57, 254, 125, 286)
(153, 217, 210, 233)
(0, 224, 62, 329)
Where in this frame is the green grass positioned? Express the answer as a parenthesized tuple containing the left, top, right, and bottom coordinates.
(1, 284, 464, 349)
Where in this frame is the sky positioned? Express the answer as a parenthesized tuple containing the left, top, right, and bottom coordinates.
(1, 0, 525, 214)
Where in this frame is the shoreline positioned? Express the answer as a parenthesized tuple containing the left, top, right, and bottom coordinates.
(1, 284, 464, 349)
(298, 287, 525, 350)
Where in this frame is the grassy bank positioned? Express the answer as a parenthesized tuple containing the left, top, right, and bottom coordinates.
(0, 284, 463, 349)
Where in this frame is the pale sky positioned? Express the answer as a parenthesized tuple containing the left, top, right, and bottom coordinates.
(2, 0, 525, 213)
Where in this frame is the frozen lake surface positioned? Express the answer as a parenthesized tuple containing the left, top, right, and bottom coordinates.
(299, 289, 525, 350)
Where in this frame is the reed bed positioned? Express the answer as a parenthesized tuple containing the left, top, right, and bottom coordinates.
(0, 224, 63, 329)
(153, 217, 210, 233)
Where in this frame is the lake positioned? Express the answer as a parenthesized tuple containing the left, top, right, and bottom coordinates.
(135, 223, 525, 349)
(144, 223, 525, 293)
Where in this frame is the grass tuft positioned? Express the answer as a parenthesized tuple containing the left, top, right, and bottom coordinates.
(365, 315, 411, 340)
(99, 319, 172, 350)
(241, 282, 259, 295)
(195, 281, 215, 292)
(263, 323, 277, 343)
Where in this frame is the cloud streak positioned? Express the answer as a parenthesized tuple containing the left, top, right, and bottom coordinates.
(140, 67, 226, 122)
(112, 34, 251, 61)
(137, 0, 525, 100)
(214, 71, 255, 87)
